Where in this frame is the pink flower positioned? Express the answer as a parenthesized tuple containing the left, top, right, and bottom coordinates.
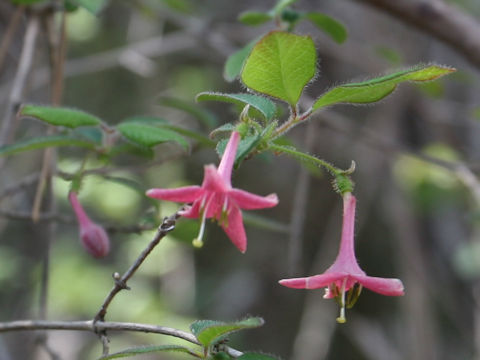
(279, 193, 404, 323)
(68, 191, 110, 258)
(146, 131, 278, 253)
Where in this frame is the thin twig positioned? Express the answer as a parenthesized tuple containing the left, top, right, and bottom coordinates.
(0, 209, 70, 223)
(0, 319, 243, 357)
(94, 211, 182, 323)
(0, 5, 25, 72)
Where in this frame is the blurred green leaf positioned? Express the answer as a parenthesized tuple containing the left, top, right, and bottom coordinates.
(0, 135, 95, 157)
(191, 317, 264, 348)
(160, 0, 193, 13)
(374, 46, 403, 65)
(241, 31, 316, 106)
(117, 123, 188, 150)
(196, 92, 277, 120)
(224, 40, 257, 82)
(72, 127, 103, 144)
(417, 81, 445, 98)
(70, 0, 108, 14)
(211, 352, 232, 360)
(107, 143, 154, 159)
(161, 124, 214, 147)
(305, 12, 347, 44)
(272, 0, 298, 15)
(98, 345, 199, 359)
(158, 96, 217, 128)
(238, 353, 280, 360)
(312, 64, 456, 110)
(122, 116, 168, 126)
(238, 11, 272, 26)
(20, 105, 101, 128)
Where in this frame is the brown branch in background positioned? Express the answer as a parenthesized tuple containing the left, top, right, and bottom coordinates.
(0, 5, 25, 72)
(352, 0, 480, 69)
(94, 211, 182, 323)
(0, 14, 40, 148)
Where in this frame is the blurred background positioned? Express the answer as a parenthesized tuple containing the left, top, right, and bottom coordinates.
(0, 0, 480, 359)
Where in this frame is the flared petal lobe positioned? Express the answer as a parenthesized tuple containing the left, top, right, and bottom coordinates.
(221, 205, 247, 253)
(146, 186, 202, 203)
(279, 273, 346, 289)
(354, 275, 405, 296)
(229, 189, 278, 210)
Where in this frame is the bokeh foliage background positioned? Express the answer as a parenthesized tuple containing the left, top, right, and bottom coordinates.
(1, 0, 480, 359)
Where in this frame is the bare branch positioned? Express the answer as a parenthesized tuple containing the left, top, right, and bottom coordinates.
(352, 0, 480, 69)
(0, 5, 25, 72)
(94, 211, 182, 323)
(0, 320, 243, 358)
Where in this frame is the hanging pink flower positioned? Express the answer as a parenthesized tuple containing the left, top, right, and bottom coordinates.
(146, 131, 278, 253)
(279, 193, 404, 323)
(68, 191, 110, 258)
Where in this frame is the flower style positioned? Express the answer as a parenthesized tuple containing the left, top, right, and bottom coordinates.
(279, 193, 404, 323)
(68, 191, 110, 258)
(146, 131, 278, 253)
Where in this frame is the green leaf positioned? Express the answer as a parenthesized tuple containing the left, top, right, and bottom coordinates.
(19, 105, 101, 129)
(237, 353, 280, 360)
(117, 122, 188, 150)
(157, 96, 217, 128)
(98, 345, 199, 359)
(216, 135, 259, 167)
(312, 64, 456, 110)
(238, 11, 272, 26)
(241, 31, 316, 106)
(122, 116, 168, 126)
(161, 124, 215, 147)
(160, 0, 193, 13)
(196, 92, 277, 120)
(210, 123, 236, 139)
(305, 12, 347, 44)
(191, 317, 264, 348)
(0, 135, 95, 157)
(272, 0, 298, 15)
(224, 40, 257, 82)
(70, 0, 108, 14)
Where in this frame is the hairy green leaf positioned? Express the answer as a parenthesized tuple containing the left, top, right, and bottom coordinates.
(98, 345, 198, 359)
(241, 31, 316, 106)
(238, 11, 272, 26)
(305, 12, 347, 44)
(157, 96, 217, 128)
(191, 317, 264, 348)
(0, 135, 95, 157)
(224, 40, 257, 82)
(20, 105, 101, 128)
(197, 92, 277, 120)
(312, 64, 456, 110)
(272, 0, 298, 15)
(117, 122, 188, 150)
(210, 123, 237, 139)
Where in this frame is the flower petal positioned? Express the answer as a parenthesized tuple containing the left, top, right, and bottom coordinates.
(279, 272, 346, 289)
(229, 189, 278, 210)
(146, 186, 202, 202)
(221, 205, 247, 253)
(217, 131, 239, 186)
(202, 165, 228, 192)
(353, 275, 405, 296)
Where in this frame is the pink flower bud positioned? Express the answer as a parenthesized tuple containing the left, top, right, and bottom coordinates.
(68, 191, 110, 258)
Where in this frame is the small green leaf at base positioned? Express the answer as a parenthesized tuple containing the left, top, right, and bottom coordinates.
(0, 135, 95, 157)
(117, 122, 188, 150)
(196, 92, 277, 120)
(305, 12, 347, 44)
(241, 31, 316, 106)
(224, 40, 257, 82)
(98, 345, 199, 359)
(19, 105, 101, 128)
(312, 64, 456, 110)
(238, 11, 272, 26)
(190, 317, 265, 348)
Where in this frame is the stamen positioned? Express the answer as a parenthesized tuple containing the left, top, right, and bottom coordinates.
(336, 278, 348, 324)
(346, 283, 363, 309)
(192, 195, 212, 248)
(220, 197, 229, 226)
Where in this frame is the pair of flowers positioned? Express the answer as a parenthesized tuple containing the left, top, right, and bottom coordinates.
(146, 131, 404, 322)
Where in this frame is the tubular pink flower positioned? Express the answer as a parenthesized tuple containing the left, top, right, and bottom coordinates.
(68, 191, 110, 258)
(146, 131, 278, 253)
(279, 193, 404, 323)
